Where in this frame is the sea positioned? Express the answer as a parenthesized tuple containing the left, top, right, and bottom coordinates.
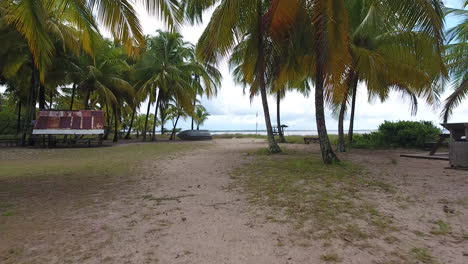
(210, 130, 376, 136)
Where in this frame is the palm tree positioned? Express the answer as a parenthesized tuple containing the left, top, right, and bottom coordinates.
(264, 0, 446, 163)
(136, 31, 198, 141)
(192, 0, 282, 153)
(2, 0, 181, 77)
(442, 1, 468, 122)
(333, 0, 447, 152)
(193, 105, 210, 130)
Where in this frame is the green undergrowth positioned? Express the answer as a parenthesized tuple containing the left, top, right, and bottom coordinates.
(231, 148, 397, 243)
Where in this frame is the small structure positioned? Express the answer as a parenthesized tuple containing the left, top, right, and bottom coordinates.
(273, 125, 288, 136)
(441, 123, 468, 168)
(32, 110, 105, 146)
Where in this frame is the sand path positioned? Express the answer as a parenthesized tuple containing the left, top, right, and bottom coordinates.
(1, 139, 303, 264)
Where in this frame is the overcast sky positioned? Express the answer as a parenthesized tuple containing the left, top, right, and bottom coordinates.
(136, 0, 467, 132)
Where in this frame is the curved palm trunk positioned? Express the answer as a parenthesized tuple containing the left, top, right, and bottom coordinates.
(125, 106, 136, 139)
(257, 0, 281, 153)
(170, 114, 181, 140)
(315, 67, 339, 164)
(142, 99, 152, 141)
(151, 91, 161, 141)
(276, 93, 286, 143)
(347, 77, 358, 143)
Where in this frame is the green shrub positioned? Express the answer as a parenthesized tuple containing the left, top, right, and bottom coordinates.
(0, 110, 18, 135)
(352, 121, 441, 149)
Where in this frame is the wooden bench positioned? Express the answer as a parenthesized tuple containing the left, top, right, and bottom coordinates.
(304, 137, 319, 144)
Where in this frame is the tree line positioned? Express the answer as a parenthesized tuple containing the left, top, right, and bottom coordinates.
(0, 0, 467, 164)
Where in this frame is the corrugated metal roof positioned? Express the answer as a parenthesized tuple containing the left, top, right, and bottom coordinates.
(33, 110, 105, 130)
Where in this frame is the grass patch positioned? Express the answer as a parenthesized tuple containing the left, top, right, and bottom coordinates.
(320, 253, 342, 262)
(430, 220, 451, 235)
(411, 247, 437, 264)
(231, 148, 396, 242)
(0, 143, 197, 181)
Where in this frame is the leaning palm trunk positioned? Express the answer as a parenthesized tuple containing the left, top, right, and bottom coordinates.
(276, 94, 286, 143)
(315, 67, 339, 164)
(257, 0, 281, 153)
(170, 114, 181, 140)
(151, 91, 161, 141)
(142, 99, 151, 141)
(125, 106, 136, 139)
(347, 77, 358, 143)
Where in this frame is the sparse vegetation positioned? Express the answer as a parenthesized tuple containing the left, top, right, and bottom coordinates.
(231, 148, 396, 242)
(430, 220, 452, 235)
(411, 247, 437, 264)
(320, 252, 342, 262)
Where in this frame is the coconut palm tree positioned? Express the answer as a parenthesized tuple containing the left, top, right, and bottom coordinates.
(191, 0, 282, 153)
(333, 0, 447, 152)
(193, 105, 210, 130)
(442, 1, 468, 122)
(2, 0, 181, 77)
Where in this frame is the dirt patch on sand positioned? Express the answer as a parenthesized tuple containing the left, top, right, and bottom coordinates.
(1, 139, 467, 263)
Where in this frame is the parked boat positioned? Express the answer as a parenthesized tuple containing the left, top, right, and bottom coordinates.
(177, 130, 212, 141)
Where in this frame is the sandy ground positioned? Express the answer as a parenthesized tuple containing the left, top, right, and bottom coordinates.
(1, 139, 467, 263)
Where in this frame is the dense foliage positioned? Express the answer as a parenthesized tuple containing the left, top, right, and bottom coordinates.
(352, 121, 441, 149)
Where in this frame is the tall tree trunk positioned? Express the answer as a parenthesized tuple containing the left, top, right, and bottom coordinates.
(22, 64, 38, 146)
(84, 89, 91, 110)
(49, 90, 53, 109)
(70, 84, 76, 110)
(151, 90, 161, 141)
(125, 106, 136, 139)
(103, 105, 110, 140)
(347, 77, 358, 143)
(16, 100, 21, 135)
(197, 123, 200, 130)
(170, 114, 181, 140)
(257, 0, 281, 153)
(38, 84, 46, 109)
(113, 108, 119, 143)
(160, 102, 165, 135)
(191, 99, 196, 130)
(142, 98, 152, 141)
(276, 93, 286, 143)
(336, 94, 348, 152)
(315, 67, 340, 164)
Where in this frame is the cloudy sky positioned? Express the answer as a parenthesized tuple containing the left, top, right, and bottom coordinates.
(136, 0, 467, 132)
(2, 1, 466, 132)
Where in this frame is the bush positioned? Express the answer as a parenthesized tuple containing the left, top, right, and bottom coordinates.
(352, 121, 441, 149)
(0, 110, 18, 135)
